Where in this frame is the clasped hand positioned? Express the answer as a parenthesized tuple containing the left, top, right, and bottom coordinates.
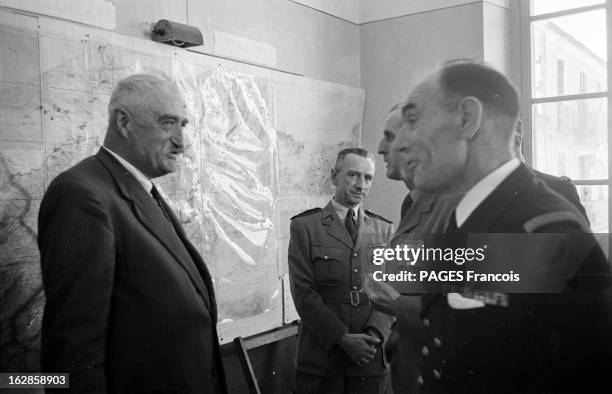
(337, 332, 380, 365)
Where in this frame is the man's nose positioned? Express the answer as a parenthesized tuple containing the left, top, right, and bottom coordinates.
(171, 128, 185, 150)
(377, 140, 387, 155)
(355, 176, 366, 189)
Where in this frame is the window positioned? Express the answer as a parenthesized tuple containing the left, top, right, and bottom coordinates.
(520, 0, 610, 235)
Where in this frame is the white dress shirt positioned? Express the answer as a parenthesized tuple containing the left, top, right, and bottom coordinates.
(331, 198, 359, 224)
(448, 158, 520, 309)
(102, 146, 153, 193)
(455, 158, 520, 227)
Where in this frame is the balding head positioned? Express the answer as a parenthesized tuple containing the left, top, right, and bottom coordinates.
(106, 74, 183, 131)
(391, 60, 520, 193)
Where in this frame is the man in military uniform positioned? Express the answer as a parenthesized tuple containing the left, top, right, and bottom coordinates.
(378, 104, 458, 393)
(365, 60, 611, 393)
(382, 106, 460, 238)
(378, 103, 419, 221)
(288, 148, 394, 394)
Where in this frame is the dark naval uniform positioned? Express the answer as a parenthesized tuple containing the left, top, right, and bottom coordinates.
(532, 168, 589, 222)
(288, 202, 394, 392)
(395, 164, 611, 394)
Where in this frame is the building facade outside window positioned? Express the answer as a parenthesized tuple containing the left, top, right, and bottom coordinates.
(520, 0, 610, 237)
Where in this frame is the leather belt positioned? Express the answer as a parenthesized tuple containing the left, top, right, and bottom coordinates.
(317, 288, 369, 307)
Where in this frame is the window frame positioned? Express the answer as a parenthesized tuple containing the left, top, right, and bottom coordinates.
(519, 0, 611, 235)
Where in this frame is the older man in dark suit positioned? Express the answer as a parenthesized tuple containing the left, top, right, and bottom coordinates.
(366, 61, 610, 393)
(38, 74, 226, 393)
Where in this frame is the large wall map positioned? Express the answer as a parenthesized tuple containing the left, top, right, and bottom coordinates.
(0, 17, 363, 371)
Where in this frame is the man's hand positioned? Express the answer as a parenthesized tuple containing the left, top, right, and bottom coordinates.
(363, 274, 400, 316)
(337, 332, 380, 365)
(365, 327, 383, 344)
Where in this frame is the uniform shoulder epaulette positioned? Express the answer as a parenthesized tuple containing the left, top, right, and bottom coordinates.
(559, 175, 572, 182)
(364, 210, 393, 224)
(290, 207, 321, 220)
(523, 210, 586, 233)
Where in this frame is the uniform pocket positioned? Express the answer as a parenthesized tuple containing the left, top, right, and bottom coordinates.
(311, 246, 345, 284)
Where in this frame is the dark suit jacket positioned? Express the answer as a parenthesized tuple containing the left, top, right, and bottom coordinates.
(395, 164, 611, 393)
(38, 148, 227, 393)
(288, 202, 394, 377)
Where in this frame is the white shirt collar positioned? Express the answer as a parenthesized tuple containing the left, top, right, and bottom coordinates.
(331, 198, 359, 223)
(103, 146, 153, 193)
(455, 158, 520, 227)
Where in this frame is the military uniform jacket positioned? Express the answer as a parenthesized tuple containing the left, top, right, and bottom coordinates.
(532, 168, 589, 221)
(386, 191, 459, 394)
(288, 202, 395, 377)
(392, 192, 460, 243)
(395, 163, 611, 394)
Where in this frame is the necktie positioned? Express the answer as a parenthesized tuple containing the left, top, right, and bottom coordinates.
(151, 184, 212, 311)
(151, 184, 172, 224)
(345, 209, 357, 243)
(400, 193, 414, 218)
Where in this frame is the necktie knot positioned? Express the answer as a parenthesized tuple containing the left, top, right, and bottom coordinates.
(150, 184, 161, 199)
(151, 184, 172, 223)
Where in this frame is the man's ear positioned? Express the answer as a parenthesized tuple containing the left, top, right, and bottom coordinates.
(113, 108, 130, 138)
(331, 168, 338, 186)
(458, 96, 483, 140)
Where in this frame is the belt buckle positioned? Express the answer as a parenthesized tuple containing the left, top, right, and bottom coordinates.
(350, 290, 360, 307)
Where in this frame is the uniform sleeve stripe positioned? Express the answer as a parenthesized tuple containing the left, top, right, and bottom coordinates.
(523, 211, 586, 232)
